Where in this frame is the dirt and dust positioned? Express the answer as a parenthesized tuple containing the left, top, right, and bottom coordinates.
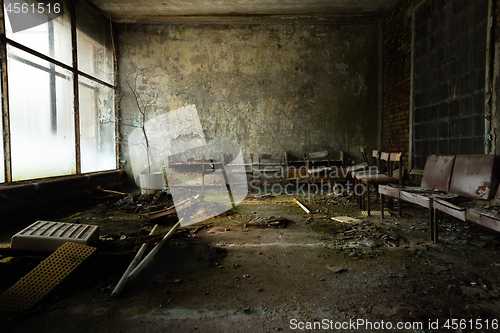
(1, 192, 500, 332)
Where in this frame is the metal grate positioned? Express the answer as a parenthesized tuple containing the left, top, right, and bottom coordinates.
(0, 242, 96, 313)
(413, 0, 488, 169)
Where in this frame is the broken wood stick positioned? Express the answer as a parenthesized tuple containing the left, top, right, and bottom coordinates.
(244, 216, 288, 228)
(111, 224, 159, 297)
(294, 198, 311, 214)
(97, 185, 128, 196)
(127, 219, 183, 281)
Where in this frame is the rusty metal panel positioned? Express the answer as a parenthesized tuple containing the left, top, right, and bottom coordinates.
(421, 155, 455, 192)
(448, 154, 499, 200)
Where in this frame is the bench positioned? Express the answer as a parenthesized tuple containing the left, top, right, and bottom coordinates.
(380, 154, 500, 243)
(380, 154, 455, 241)
(432, 154, 500, 240)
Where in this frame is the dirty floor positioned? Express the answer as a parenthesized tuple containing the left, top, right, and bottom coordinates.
(1, 192, 500, 333)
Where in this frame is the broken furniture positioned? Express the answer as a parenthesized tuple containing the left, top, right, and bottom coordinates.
(351, 148, 381, 178)
(285, 150, 344, 191)
(355, 152, 402, 216)
(166, 148, 226, 194)
(251, 153, 284, 194)
(304, 151, 344, 189)
(10, 221, 100, 252)
(380, 154, 455, 241)
(432, 154, 500, 241)
(380, 154, 500, 243)
(352, 149, 381, 205)
(466, 186, 500, 234)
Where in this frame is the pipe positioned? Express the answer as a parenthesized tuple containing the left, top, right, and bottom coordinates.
(111, 224, 159, 297)
(127, 219, 182, 281)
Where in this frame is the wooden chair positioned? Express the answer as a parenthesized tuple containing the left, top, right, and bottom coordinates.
(353, 149, 381, 206)
(380, 154, 455, 242)
(356, 152, 402, 216)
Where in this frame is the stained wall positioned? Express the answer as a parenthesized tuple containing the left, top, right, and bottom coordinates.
(117, 23, 380, 180)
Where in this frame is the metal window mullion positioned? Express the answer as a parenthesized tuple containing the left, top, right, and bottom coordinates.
(71, 2, 80, 175)
(6, 37, 113, 89)
(48, 19, 57, 134)
(1, 0, 12, 182)
(484, 0, 493, 154)
(112, 15, 119, 170)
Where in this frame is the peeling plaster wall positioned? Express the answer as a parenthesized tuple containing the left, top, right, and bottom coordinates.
(117, 24, 379, 180)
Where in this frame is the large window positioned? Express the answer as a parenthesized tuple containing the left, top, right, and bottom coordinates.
(1, 0, 116, 182)
(412, 0, 489, 169)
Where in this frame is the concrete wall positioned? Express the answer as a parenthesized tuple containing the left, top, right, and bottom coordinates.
(117, 24, 379, 181)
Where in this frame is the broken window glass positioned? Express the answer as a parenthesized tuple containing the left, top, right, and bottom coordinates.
(8, 45, 75, 181)
(79, 76, 116, 173)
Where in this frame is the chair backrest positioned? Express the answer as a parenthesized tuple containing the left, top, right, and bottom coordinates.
(448, 154, 500, 200)
(304, 151, 328, 160)
(372, 150, 380, 168)
(421, 155, 455, 192)
(380, 152, 402, 181)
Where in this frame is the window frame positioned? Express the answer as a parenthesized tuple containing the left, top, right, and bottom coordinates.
(0, 0, 118, 183)
(408, 0, 494, 171)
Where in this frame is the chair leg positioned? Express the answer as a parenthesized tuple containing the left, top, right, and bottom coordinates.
(398, 200, 402, 217)
(380, 193, 384, 219)
(366, 182, 371, 216)
(429, 200, 435, 242)
(433, 207, 438, 243)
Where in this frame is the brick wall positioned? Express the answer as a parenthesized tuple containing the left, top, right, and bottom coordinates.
(382, 0, 414, 169)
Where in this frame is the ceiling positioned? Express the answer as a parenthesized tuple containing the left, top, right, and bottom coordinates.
(86, 0, 402, 24)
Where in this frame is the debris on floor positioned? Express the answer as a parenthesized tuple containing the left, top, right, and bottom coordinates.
(0, 242, 96, 313)
(331, 216, 361, 224)
(326, 265, 346, 273)
(294, 198, 311, 214)
(115, 191, 174, 215)
(244, 216, 288, 228)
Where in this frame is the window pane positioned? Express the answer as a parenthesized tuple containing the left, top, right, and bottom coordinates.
(5, 0, 72, 66)
(8, 46, 75, 181)
(76, 2, 114, 84)
(79, 77, 116, 173)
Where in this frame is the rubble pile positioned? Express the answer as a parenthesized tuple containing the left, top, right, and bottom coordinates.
(115, 191, 174, 215)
